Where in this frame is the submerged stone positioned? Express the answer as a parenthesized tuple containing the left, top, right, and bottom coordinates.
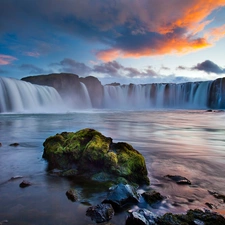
(142, 190, 164, 205)
(43, 128, 149, 185)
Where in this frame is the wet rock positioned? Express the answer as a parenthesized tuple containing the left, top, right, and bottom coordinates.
(157, 209, 225, 225)
(165, 175, 191, 185)
(205, 202, 217, 209)
(0, 142, 2, 147)
(126, 208, 158, 225)
(142, 190, 164, 205)
(86, 203, 114, 223)
(19, 180, 32, 188)
(9, 143, 19, 147)
(208, 190, 225, 203)
(102, 183, 139, 210)
(66, 188, 78, 202)
(43, 128, 149, 186)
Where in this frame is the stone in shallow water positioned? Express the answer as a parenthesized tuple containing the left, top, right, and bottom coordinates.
(86, 203, 114, 223)
(19, 180, 31, 188)
(9, 143, 19, 147)
(66, 188, 78, 202)
(141, 190, 164, 205)
(126, 208, 158, 225)
(42, 128, 150, 186)
(157, 209, 225, 225)
(208, 190, 225, 203)
(102, 183, 139, 211)
(165, 175, 191, 185)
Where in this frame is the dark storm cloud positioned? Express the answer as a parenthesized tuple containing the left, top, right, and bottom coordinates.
(192, 60, 225, 74)
(50, 58, 91, 76)
(19, 64, 49, 74)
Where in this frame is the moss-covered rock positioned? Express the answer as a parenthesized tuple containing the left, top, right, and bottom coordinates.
(157, 209, 225, 225)
(43, 128, 149, 186)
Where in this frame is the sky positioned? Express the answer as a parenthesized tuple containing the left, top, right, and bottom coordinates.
(1, 0, 225, 85)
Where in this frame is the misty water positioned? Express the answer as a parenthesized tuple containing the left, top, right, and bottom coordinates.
(0, 110, 225, 225)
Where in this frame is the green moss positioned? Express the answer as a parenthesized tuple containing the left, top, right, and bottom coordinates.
(113, 142, 149, 184)
(43, 128, 149, 185)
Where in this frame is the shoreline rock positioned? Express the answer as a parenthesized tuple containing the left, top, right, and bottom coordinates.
(86, 203, 114, 223)
(43, 128, 150, 186)
(102, 183, 139, 211)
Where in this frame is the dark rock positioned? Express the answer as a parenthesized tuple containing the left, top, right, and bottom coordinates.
(208, 190, 225, 203)
(66, 188, 78, 202)
(79, 76, 104, 108)
(19, 180, 31, 188)
(142, 190, 164, 205)
(126, 208, 158, 225)
(205, 202, 217, 209)
(102, 183, 139, 210)
(43, 128, 150, 186)
(157, 209, 225, 225)
(86, 203, 114, 223)
(9, 143, 19, 147)
(165, 175, 191, 185)
(22, 73, 104, 108)
(0, 143, 2, 147)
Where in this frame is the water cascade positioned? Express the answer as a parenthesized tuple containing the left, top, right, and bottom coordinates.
(102, 78, 225, 109)
(0, 77, 64, 113)
(1, 76, 225, 113)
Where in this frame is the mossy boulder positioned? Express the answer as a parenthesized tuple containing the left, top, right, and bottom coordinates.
(43, 128, 149, 185)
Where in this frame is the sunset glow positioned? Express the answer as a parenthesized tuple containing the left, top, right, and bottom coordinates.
(0, 0, 225, 84)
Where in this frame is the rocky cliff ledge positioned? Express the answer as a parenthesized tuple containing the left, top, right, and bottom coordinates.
(22, 73, 104, 108)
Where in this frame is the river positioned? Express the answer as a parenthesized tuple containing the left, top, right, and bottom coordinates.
(0, 110, 225, 224)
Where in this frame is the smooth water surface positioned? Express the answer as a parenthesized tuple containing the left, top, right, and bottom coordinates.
(0, 110, 225, 224)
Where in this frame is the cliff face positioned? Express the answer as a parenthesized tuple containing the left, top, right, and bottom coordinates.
(22, 73, 225, 110)
(22, 73, 104, 108)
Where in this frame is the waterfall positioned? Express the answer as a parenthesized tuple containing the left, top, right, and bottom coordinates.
(102, 79, 225, 109)
(0, 77, 64, 113)
(79, 82, 92, 108)
(1, 76, 225, 112)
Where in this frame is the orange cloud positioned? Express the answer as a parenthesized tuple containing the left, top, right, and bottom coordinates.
(0, 54, 17, 65)
(159, 0, 225, 34)
(96, 49, 121, 62)
(97, 36, 211, 62)
(206, 24, 225, 42)
(96, 1, 225, 62)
